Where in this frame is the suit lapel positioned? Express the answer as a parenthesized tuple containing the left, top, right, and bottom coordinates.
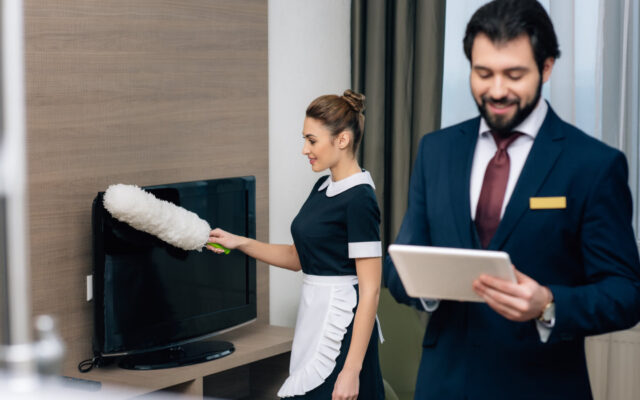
(489, 109, 566, 250)
(450, 118, 480, 249)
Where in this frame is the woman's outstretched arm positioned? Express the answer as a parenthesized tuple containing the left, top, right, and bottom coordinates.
(207, 228, 301, 271)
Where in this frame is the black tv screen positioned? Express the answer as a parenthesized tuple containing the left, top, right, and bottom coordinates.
(91, 176, 256, 365)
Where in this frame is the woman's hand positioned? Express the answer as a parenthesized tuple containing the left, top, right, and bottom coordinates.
(206, 228, 246, 253)
(332, 367, 359, 400)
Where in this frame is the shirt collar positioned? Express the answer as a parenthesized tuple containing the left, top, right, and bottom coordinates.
(478, 98, 548, 139)
(318, 170, 376, 197)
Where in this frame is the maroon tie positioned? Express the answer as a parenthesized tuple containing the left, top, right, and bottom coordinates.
(475, 131, 522, 248)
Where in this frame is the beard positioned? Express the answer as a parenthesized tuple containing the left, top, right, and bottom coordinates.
(476, 79, 542, 138)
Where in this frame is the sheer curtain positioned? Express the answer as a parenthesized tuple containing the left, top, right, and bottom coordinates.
(545, 1, 640, 398)
(586, 1, 640, 399)
(528, 2, 640, 398)
(597, 0, 640, 238)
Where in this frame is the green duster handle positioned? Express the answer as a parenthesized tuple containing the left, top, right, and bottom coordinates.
(207, 242, 230, 255)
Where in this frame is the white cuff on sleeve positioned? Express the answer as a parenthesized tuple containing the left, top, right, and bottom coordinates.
(348, 241, 382, 258)
(536, 318, 555, 343)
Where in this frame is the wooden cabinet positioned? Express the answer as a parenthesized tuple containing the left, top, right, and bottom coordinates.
(64, 323, 292, 399)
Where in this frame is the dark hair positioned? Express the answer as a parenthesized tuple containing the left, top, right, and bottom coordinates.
(463, 0, 560, 72)
(306, 89, 365, 155)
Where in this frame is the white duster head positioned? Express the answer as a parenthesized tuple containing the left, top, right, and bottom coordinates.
(103, 184, 211, 251)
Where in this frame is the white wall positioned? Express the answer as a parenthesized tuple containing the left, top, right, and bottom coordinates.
(268, 0, 351, 327)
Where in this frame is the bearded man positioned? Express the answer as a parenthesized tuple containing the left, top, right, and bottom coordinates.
(384, 0, 640, 399)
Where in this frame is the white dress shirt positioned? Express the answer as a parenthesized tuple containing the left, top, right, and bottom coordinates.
(470, 99, 547, 218)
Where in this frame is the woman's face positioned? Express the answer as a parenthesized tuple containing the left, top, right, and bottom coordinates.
(301, 117, 343, 172)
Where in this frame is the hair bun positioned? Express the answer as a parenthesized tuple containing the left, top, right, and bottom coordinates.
(342, 89, 365, 113)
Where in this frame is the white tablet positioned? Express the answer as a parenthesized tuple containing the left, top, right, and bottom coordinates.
(387, 244, 516, 302)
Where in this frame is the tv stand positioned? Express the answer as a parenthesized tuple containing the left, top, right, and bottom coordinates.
(118, 340, 235, 370)
(66, 323, 293, 399)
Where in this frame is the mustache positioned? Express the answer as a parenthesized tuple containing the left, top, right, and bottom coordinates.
(482, 96, 519, 107)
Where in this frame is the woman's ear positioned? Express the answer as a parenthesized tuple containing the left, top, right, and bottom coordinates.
(337, 131, 351, 150)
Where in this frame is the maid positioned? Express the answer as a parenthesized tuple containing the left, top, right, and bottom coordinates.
(207, 90, 384, 399)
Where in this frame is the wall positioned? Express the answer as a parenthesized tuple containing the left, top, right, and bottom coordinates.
(271, 3, 438, 395)
(268, 0, 351, 327)
(24, 0, 268, 375)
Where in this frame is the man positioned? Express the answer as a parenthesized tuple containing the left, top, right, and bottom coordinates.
(384, 0, 640, 399)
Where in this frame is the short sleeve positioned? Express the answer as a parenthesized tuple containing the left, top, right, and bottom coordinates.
(347, 189, 381, 258)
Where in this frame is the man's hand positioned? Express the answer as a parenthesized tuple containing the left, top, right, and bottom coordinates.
(472, 266, 552, 322)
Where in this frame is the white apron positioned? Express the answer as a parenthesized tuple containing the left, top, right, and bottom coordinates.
(277, 273, 383, 398)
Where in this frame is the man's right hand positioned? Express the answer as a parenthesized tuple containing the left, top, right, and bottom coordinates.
(472, 266, 552, 322)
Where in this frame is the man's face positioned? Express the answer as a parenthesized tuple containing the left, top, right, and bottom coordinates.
(470, 33, 554, 135)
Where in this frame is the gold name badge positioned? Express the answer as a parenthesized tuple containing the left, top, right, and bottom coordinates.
(530, 196, 566, 210)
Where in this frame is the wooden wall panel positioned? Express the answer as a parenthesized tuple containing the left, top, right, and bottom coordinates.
(24, 0, 268, 375)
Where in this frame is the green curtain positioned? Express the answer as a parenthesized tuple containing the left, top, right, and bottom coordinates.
(351, 0, 446, 250)
(351, 1, 446, 398)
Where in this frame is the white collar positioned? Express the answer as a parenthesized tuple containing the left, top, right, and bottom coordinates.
(318, 170, 375, 197)
(478, 98, 548, 139)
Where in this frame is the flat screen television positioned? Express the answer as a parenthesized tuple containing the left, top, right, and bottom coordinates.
(91, 176, 256, 370)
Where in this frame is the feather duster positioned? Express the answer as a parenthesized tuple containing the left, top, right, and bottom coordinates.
(103, 183, 227, 252)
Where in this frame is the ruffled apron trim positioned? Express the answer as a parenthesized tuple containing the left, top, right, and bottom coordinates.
(376, 314, 384, 343)
(277, 274, 358, 398)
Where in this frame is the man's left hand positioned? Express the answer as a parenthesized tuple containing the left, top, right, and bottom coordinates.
(472, 266, 552, 322)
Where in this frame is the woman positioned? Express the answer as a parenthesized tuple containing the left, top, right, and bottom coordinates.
(207, 90, 384, 399)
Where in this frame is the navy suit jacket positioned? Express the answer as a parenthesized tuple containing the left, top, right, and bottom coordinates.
(384, 106, 640, 400)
